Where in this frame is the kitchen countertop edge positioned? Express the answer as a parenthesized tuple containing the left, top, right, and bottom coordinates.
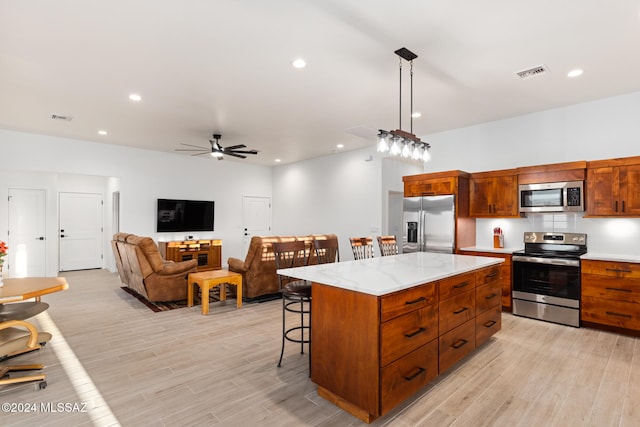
(459, 246, 522, 255)
(581, 253, 640, 263)
(279, 252, 503, 296)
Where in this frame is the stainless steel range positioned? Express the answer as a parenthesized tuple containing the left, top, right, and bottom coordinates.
(512, 232, 587, 327)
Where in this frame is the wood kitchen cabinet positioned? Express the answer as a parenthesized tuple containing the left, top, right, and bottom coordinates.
(581, 259, 640, 333)
(470, 169, 519, 218)
(461, 251, 513, 310)
(311, 264, 501, 423)
(586, 157, 640, 216)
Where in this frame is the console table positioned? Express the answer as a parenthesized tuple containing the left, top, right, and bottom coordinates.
(158, 239, 222, 272)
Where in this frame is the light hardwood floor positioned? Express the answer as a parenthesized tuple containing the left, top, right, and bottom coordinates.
(1, 269, 639, 426)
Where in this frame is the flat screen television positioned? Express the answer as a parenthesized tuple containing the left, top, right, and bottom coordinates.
(156, 199, 215, 232)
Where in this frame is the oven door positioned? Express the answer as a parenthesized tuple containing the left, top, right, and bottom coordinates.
(512, 255, 580, 308)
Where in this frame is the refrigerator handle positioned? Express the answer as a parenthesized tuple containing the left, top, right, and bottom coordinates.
(419, 209, 426, 252)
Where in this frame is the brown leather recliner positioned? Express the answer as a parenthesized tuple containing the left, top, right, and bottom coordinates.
(227, 234, 337, 299)
(111, 233, 197, 302)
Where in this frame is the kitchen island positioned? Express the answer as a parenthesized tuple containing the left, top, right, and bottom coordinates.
(280, 252, 504, 423)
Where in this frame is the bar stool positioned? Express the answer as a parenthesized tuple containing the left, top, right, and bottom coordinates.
(313, 237, 340, 264)
(377, 235, 399, 256)
(349, 237, 374, 260)
(272, 241, 311, 369)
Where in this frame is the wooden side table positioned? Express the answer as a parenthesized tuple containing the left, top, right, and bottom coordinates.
(187, 270, 243, 315)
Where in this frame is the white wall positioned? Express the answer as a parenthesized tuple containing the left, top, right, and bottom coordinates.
(424, 91, 640, 254)
(0, 129, 272, 275)
(272, 146, 423, 259)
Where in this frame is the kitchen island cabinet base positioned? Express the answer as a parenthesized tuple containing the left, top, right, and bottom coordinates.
(310, 262, 502, 423)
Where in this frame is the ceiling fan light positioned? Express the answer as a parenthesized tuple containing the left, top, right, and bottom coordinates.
(211, 152, 223, 158)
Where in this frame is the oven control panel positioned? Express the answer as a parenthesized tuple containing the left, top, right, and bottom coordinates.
(523, 232, 587, 245)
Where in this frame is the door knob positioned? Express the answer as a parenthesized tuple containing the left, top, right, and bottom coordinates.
(60, 235, 66, 238)
(35, 237, 45, 240)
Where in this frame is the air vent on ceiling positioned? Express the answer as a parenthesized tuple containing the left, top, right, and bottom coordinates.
(51, 114, 73, 121)
(516, 65, 549, 79)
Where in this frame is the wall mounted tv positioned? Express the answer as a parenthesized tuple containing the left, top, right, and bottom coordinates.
(156, 199, 215, 232)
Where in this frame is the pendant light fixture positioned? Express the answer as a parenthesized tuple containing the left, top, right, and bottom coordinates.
(377, 47, 431, 162)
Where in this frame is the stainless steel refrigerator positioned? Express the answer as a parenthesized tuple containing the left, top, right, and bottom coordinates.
(401, 195, 455, 254)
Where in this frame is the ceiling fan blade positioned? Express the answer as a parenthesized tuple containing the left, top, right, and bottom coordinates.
(180, 143, 209, 149)
(224, 144, 247, 150)
(225, 152, 247, 159)
(229, 149, 258, 155)
(175, 148, 210, 152)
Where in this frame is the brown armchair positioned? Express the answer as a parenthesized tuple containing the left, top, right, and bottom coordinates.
(228, 234, 336, 299)
(112, 233, 197, 302)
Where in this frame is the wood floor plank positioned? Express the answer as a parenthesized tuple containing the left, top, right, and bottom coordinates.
(1, 269, 639, 426)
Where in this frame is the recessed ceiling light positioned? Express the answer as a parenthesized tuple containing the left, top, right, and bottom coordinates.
(411, 112, 422, 118)
(336, 144, 344, 149)
(567, 69, 583, 78)
(275, 158, 281, 163)
(98, 130, 107, 135)
(292, 58, 306, 69)
(129, 93, 142, 102)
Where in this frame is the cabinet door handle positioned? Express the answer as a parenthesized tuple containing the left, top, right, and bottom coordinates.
(452, 339, 468, 349)
(605, 268, 632, 274)
(606, 311, 632, 319)
(403, 367, 426, 381)
(486, 272, 498, 278)
(483, 320, 497, 328)
(485, 293, 498, 300)
(453, 307, 469, 315)
(404, 327, 426, 338)
(453, 281, 469, 289)
(605, 287, 632, 293)
(615, 201, 618, 212)
(405, 296, 426, 305)
(622, 200, 625, 213)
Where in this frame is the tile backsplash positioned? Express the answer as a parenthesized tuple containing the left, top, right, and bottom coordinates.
(476, 213, 640, 255)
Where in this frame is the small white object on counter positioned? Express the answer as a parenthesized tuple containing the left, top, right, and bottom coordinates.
(278, 252, 503, 296)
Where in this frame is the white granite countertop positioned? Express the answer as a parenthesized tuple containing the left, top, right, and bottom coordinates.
(581, 253, 640, 263)
(459, 246, 523, 255)
(278, 252, 503, 296)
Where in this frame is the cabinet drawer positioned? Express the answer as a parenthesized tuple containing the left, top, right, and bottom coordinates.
(380, 305, 438, 367)
(439, 319, 476, 373)
(439, 272, 476, 300)
(476, 281, 502, 313)
(404, 178, 456, 197)
(476, 264, 502, 286)
(476, 305, 502, 346)
(381, 283, 437, 322)
(582, 275, 640, 303)
(581, 296, 640, 330)
(582, 260, 640, 279)
(380, 339, 438, 416)
(439, 290, 476, 335)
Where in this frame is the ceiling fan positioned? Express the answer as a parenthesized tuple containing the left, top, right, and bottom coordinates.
(175, 134, 258, 160)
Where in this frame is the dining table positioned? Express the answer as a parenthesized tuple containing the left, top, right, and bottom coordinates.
(0, 277, 69, 304)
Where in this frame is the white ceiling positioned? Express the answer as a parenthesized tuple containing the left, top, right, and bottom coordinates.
(2, 1, 640, 166)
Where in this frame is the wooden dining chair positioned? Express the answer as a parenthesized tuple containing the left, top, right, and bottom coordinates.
(349, 237, 374, 260)
(313, 237, 340, 264)
(377, 235, 399, 257)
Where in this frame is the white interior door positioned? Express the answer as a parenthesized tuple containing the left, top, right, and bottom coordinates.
(59, 192, 103, 271)
(7, 188, 47, 278)
(242, 196, 271, 255)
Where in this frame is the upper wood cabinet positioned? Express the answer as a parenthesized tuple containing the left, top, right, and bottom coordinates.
(402, 170, 469, 197)
(517, 161, 586, 184)
(469, 170, 519, 218)
(586, 156, 640, 217)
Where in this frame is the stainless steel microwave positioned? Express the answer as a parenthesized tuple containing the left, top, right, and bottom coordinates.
(519, 181, 584, 213)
